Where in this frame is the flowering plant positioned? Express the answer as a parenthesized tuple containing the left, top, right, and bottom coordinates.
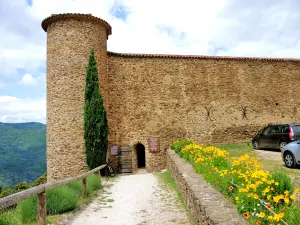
(171, 140, 300, 225)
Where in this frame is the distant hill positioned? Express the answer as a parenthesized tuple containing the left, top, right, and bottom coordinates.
(0, 122, 46, 188)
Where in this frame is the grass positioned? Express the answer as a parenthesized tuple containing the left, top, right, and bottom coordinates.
(216, 142, 300, 223)
(0, 173, 102, 225)
(154, 171, 199, 225)
(216, 142, 300, 189)
(154, 171, 185, 205)
(216, 142, 255, 157)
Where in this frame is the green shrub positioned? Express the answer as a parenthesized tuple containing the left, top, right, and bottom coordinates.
(14, 182, 30, 191)
(46, 186, 80, 214)
(30, 172, 47, 187)
(271, 171, 294, 195)
(284, 203, 300, 225)
(16, 196, 37, 223)
(3, 174, 102, 224)
(17, 186, 80, 222)
(0, 188, 13, 198)
(170, 139, 193, 154)
(87, 174, 101, 195)
(67, 180, 82, 195)
(0, 210, 21, 225)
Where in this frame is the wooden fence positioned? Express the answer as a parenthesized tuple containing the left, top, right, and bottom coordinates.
(0, 164, 107, 225)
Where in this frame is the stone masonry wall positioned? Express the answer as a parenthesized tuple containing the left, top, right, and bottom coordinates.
(167, 149, 247, 225)
(107, 54, 300, 171)
(43, 14, 111, 181)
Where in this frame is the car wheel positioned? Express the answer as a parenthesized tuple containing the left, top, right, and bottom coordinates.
(252, 141, 260, 150)
(279, 142, 287, 151)
(284, 152, 296, 168)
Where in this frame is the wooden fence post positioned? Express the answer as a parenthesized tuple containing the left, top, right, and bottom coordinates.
(82, 178, 87, 198)
(37, 191, 46, 225)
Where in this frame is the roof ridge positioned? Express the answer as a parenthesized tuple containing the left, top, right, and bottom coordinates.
(107, 51, 300, 62)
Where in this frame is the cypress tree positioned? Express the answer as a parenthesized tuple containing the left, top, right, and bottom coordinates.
(84, 48, 108, 169)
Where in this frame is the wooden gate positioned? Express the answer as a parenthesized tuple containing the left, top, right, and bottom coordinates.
(119, 146, 132, 173)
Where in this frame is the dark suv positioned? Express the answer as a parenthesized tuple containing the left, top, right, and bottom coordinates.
(252, 123, 300, 151)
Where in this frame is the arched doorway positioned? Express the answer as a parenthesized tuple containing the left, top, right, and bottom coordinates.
(135, 143, 146, 168)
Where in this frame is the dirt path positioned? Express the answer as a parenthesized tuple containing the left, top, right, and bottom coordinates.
(255, 149, 283, 162)
(67, 172, 191, 225)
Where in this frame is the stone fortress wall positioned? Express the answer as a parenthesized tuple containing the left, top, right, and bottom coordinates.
(42, 13, 300, 180)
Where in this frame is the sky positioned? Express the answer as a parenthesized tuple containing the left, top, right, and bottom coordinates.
(1, 0, 300, 124)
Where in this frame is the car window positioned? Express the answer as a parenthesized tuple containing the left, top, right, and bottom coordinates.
(280, 126, 289, 133)
(270, 126, 280, 134)
(262, 127, 272, 135)
(291, 125, 300, 133)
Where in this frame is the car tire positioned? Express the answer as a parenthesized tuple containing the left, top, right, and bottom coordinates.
(284, 152, 296, 168)
(279, 141, 287, 151)
(252, 141, 260, 150)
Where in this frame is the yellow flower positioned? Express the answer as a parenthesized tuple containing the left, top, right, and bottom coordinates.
(290, 195, 296, 200)
(273, 196, 280, 203)
(268, 215, 273, 221)
(267, 180, 272, 185)
(284, 197, 290, 204)
(235, 196, 239, 201)
(253, 194, 259, 199)
(275, 182, 279, 186)
(260, 212, 265, 218)
(284, 190, 289, 196)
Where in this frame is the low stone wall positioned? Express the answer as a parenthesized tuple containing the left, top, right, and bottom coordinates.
(166, 149, 247, 225)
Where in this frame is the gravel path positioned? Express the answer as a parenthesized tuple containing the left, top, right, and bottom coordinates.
(255, 149, 282, 162)
(67, 172, 191, 225)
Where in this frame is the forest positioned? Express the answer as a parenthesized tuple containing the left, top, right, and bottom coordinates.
(0, 122, 46, 188)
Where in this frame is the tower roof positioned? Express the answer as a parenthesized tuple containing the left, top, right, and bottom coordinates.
(41, 13, 112, 38)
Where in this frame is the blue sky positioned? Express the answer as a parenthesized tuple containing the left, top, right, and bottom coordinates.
(1, 0, 300, 124)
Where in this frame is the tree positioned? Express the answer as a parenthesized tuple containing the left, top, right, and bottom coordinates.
(84, 48, 108, 170)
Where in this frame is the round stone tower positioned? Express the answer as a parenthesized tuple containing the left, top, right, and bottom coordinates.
(42, 13, 112, 181)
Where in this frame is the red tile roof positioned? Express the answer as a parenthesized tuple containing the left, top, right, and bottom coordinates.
(108, 51, 300, 62)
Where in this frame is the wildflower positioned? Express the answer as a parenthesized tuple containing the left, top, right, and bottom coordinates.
(284, 197, 290, 204)
(290, 195, 296, 200)
(268, 215, 273, 221)
(235, 196, 239, 201)
(243, 213, 249, 219)
(229, 186, 233, 191)
(256, 221, 261, 225)
(273, 196, 280, 203)
(275, 182, 279, 186)
(260, 212, 265, 218)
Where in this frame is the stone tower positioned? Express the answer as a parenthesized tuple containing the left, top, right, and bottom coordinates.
(42, 13, 112, 181)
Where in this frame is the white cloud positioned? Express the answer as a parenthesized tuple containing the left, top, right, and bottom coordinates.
(1, 0, 300, 79)
(0, 96, 19, 103)
(0, 96, 46, 123)
(1, 0, 300, 122)
(21, 73, 38, 85)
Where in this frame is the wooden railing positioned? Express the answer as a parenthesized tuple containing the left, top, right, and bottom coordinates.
(0, 164, 107, 225)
